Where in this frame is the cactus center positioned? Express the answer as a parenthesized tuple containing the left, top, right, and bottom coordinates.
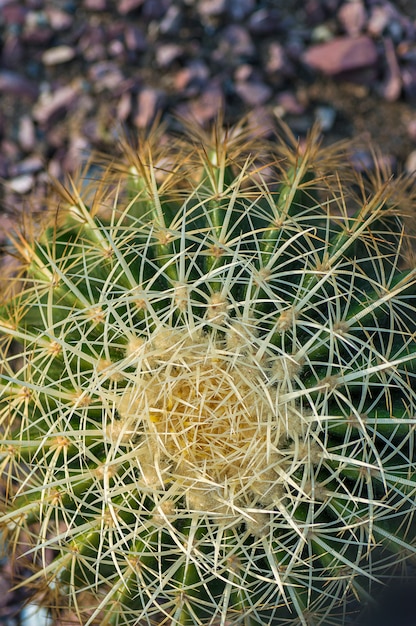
(116, 326, 305, 514)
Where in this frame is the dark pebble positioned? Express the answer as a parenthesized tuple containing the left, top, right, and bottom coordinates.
(0, 70, 39, 98)
(248, 9, 283, 36)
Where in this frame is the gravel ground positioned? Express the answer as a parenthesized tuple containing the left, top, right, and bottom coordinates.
(1, 0, 416, 624)
(1, 0, 416, 208)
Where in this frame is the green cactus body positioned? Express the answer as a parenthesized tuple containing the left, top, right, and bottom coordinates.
(1, 122, 416, 625)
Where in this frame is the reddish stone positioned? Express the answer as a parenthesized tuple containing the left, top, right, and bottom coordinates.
(338, 1, 366, 37)
(117, 0, 144, 15)
(134, 87, 165, 128)
(173, 60, 209, 95)
(179, 81, 224, 125)
(84, 0, 108, 8)
(303, 36, 378, 76)
(275, 91, 306, 116)
(381, 37, 402, 102)
(234, 80, 272, 106)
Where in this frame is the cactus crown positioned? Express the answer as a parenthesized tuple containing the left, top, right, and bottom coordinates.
(1, 120, 416, 626)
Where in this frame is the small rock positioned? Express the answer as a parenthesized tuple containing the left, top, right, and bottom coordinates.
(33, 84, 80, 124)
(42, 45, 76, 66)
(179, 81, 224, 125)
(402, 66, 416, 101)
(285, 36, 305, 62)
(0, 152, 7, 179)
(304, 0, 326, 26)
(235, 81, 272, 107)
(62, 135, 91, 173)
(45, 125, 66, 149)
(311, 24, 335, 43)
(108, 39, 125, 58)
(248, 9, 282, 36)
(245, 107, 275, 138)
(266, 42, 290, 75)
(367, 3, 412, 41)
(397, 41, 416, 63)
(18, 115, 36, 152)
(381, 37, 402, 102)
(88, 61, 125, 92)
(234, 72, 272, 107)
(84, 0, 108, 9)
(2, 4, 28, 26)
(405, 150, 416, 173)
(47, 158, 63, 180)
(302, 36, 378, 75)
(338, 1, 366, 37)
(173, 60, 209, 95)
(9, 155, 43, 177)
(367, 5, 390, 37)
(213, 25, 255, 61)
(234, 63, 254, 83)
(315, 105, 336, 131)
(20, 603, 53, 626)
(22, 11, 54, 45)
(198, 0, 227, 19)
(1, 139, 20, 161)
(124, 25, 147, 53)
(45, 7, 73, 30)
(142, 0, 169, 20)
(0, 34, 24, 70)
(406, 118, 416, 142)
(155, 43, 183, 68)
(25, 0, 44, 9)
(8, 174, 35, 195)
(117, 0, 144, 15)
(0, 215, 18, 245)
(159, 5, 182, 35)
(117, 92, 132, 121)
(274, 91, 306, 116)
(77, 24, 106, 62)
(134, 87, 165, 128)
(226, 0, 255, 21)
(349, 149, 375, 173)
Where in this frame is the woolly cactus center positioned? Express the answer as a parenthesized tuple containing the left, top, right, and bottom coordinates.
(117, 327, 299, 511)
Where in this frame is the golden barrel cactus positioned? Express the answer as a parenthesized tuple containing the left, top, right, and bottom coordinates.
(1, 121, 415, 625)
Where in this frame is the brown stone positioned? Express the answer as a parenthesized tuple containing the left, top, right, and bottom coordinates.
(134, 87, 165, 128)
(0, 70, 39, 98)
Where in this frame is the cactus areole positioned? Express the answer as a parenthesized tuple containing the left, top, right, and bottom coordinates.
(1, 121, 415, 626)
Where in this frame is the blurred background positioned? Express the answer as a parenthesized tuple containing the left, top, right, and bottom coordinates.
(1, 1, 416, 624)
(1, 0, 416, 204)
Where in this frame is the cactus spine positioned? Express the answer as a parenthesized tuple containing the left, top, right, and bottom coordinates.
(1, 121, 416, 625)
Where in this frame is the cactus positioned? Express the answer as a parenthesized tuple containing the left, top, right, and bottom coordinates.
(0, 120, 415, 626)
